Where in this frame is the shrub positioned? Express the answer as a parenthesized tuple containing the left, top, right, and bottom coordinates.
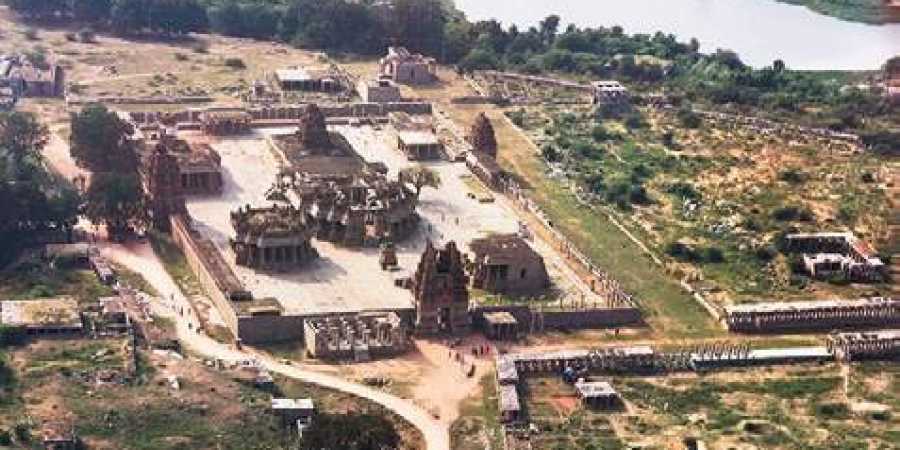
(591, 125, 617, 142)
(629, 185, 651, 205)
(224, 57, 246, 69)
(754, 246, 777, 261)
(666, 241, 700, 262)
(191, 41, 209, 53)
(677, 107, 702, 128)
(667, 182, 701, 200)
(78, 28, 97, 43)
(23, 28, 39, 41)
(772, 206, 812, 222)
(174, 53, 189, 62)
(624, 112, 648, 130)
(0, 429, 10, 445)
(65, 32, 78, 42)
(814, 402, 850, 420)
(541, 144, 561, 162)
(702, 246, 725, 263)
(778, 168, 807, 184)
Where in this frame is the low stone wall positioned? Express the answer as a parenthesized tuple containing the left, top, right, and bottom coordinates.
(236, 314, 305, 344)
(472, 305, 641, 333)
(542, 308, 642, 330)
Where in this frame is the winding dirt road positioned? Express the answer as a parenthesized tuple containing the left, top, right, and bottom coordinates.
(100, 241, 450, 450)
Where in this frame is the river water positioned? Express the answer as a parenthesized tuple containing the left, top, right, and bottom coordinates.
(453, 0, 900, 70)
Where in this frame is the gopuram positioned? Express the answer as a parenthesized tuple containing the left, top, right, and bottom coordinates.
(411, 241, 471, 334)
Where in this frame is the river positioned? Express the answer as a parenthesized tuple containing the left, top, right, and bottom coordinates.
(453, 0, 900, 70)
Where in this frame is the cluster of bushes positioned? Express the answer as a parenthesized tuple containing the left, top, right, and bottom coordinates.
(772, 206, 814, 222)
(665, 241, 726, 263)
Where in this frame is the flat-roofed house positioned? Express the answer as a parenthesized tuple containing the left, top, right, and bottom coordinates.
(574, 380, 622, 410)
(271, 398, 315, 435)
(275, 67, 341, 92)
(0, 297, 82, 336)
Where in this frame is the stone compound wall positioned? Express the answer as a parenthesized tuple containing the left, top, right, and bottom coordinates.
(169, 214, 307, 344)
(472, 305, 641, 333)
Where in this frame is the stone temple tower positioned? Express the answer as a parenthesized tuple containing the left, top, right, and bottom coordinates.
(411, 241, 471, 334)
(146, 138, 185, 231)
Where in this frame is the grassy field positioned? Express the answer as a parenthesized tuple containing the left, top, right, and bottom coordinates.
(510, 364, 898, 449)
(445, 105, 719, 338)
(0, 260, 114, 304)
(450, 375, 505, 450)
(0, 339, 423, 449)
(506, 103, 892, 307)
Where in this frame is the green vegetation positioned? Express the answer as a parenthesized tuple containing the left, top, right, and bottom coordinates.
(777, 0, 899, 24)
(148, 231, 202, 296)
(0, 260, 114, 303)
(0, 112, 80, 266)
(451, 375, 505, 450)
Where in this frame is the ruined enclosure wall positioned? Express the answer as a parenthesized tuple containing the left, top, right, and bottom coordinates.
(542, 308, 641, 329)
(127, 103, 434, 127)
(471, 305, 641, 332)
(236, 314, 305, 344)
(169, 215, 240, 335)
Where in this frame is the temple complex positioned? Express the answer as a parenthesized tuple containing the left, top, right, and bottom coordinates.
(230, 204, 318, 271)
(411, 241, 471, 334)
(468, 234, 550, 295)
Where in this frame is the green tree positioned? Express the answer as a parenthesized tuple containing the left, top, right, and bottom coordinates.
(69, 104, 138, 173)
(84, 172, 146, 238)
(399, 165, 441, 197)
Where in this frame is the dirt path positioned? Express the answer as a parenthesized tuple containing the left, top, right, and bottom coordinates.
(100, 241, 450, 450)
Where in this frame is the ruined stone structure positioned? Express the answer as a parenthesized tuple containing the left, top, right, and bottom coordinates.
(724, 297, 900, 333)
(591, 80, 629, 106)
(828, 330, 900, 362)
(270, 171, 419, 247)
(785, 232, 886, 282)
(574, 380, 622, 410)
(468, 112, 498, 159)
(143, 139, 185, 230)
(380, 242, 398, 270)
(230, 204, 318, 271)
(199, 110, 252, 135)
(358, 76, 402, 103)
(142, 128, 222, 197)
(411, 241, 471, 334)
(275, 66, 342, 92)
(380, 47, 437, 85)
(294, 104, 332, 149)
(0, 54, 64, 97)
(468, 234, 550, 295)
(303, 312, 407, 361)
(391, 112, 442, 160)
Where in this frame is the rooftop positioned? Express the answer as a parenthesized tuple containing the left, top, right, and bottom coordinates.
(498, 384, 520, 412)
(574, 380, 618, 398)
(272, 398, 315, 411)
(470, 234, 541, 265)
(484, 311, 518, 325)
(725, 297, 898, 314)
(1, 297, 82, 329)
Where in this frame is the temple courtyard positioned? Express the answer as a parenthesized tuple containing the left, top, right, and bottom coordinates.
(183, 125, 599, 317)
